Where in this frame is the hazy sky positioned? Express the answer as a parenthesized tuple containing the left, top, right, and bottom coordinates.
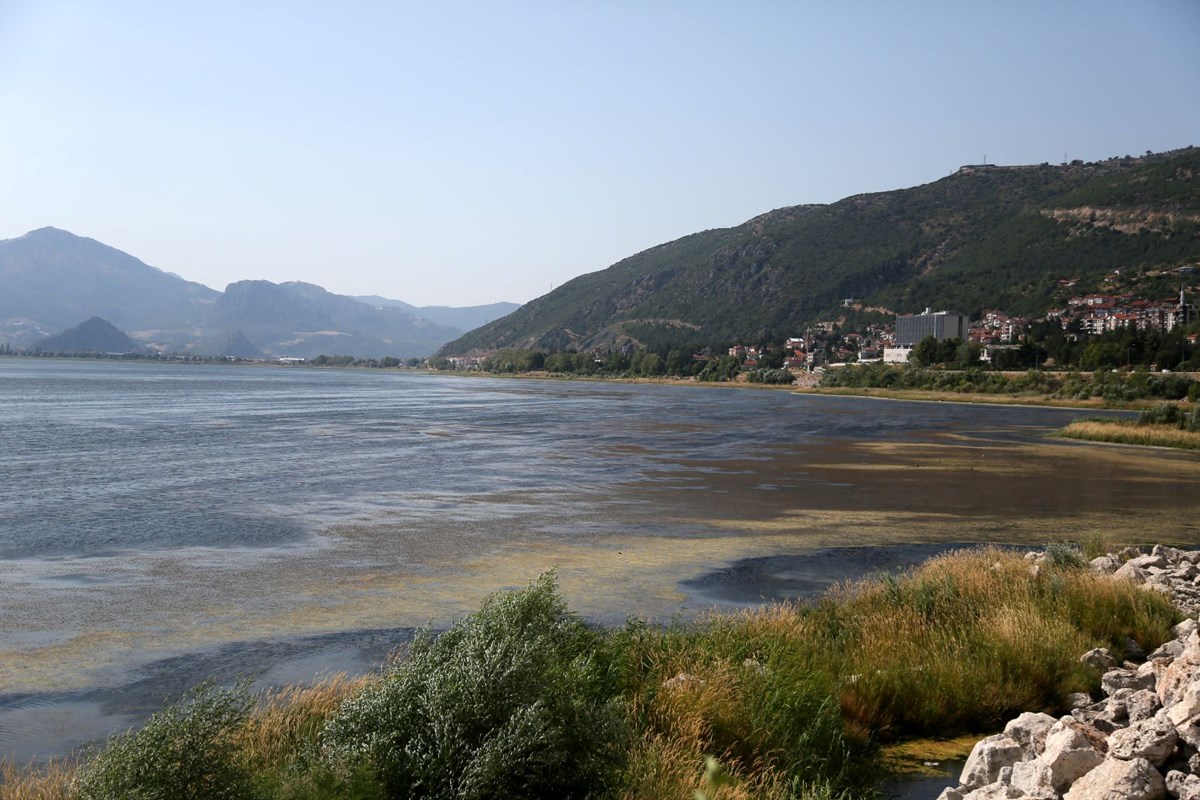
(1, 1, 1197, 306)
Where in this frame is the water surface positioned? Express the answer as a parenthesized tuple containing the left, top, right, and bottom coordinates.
(2, 359, 1198, 761)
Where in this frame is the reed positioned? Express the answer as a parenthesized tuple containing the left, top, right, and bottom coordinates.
(1059, 419, 1200, 450)
(0, 761, 75, 800)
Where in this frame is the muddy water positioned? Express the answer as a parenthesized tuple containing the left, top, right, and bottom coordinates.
(1, 359, 1198, 761)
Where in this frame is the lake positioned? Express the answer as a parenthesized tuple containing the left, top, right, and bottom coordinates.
(2, 358, 1199, 762)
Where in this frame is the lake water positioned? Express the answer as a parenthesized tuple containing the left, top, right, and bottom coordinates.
(2, 358, 1199, 762)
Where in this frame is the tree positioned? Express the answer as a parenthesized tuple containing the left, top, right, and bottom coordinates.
(910, 336, 941, 367)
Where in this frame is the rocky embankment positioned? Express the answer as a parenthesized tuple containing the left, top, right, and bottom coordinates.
(942, 546, 1200, 800)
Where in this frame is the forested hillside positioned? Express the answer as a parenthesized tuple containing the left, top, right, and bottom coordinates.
(442, 148, 1200, 355)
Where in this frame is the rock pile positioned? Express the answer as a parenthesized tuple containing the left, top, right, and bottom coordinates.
(939, 546, 1200, 800)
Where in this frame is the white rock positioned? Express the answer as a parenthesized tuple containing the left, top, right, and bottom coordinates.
(1130, 555, 1170, 570)
(937, 788, 965, 800)
(1165, 771, 1200, 800)
(1107, 717, 1178, 766)
(1083, 649, 1119, 672)
(1174, 620, 1199, 640)
(1092, 556, 1120, 574)
(1116, 562, 1150, 585)
(962, 735, 1027, 790)
(1165, 680, 1200, 726)
(1126, 690, 1162, 723)
(963, 782, 1028, 800)
(1103, 669, 1156, 696)
(1157, 658, 1200, 707)
(1005, 712, 1060, 758)
(1063, 757, 1165, 800)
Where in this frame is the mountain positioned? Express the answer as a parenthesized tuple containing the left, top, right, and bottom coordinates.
(207, 281, 461, 358)
(440, 147, 1200, 355)
(354, 296, 521, 332)
(0, 227, 218, 350)
(30, 316, 141, 354)
(0, 228, 504, 357)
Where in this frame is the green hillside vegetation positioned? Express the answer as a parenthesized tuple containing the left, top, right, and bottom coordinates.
(3, 552, 1177, 800)
(441, 148, 1200, 355)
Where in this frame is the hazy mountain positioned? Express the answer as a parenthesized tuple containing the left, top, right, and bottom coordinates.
(441, 148, 1200, 355)
(0, 227, 218, 350)
(0, 228, 504, 357)
(30, 316, 141, 354)
(354, 296, 521, 332)
(206, 280, 461, 358)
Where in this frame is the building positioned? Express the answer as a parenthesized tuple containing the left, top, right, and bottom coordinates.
(895, 309, 968, 347)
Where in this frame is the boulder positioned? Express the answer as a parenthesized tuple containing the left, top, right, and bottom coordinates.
(1165, 771, 1200, 800)
(937, 788, 965, 800)
(962, 735, 1027, 789)
(1005, 712, 1060, 758)
(1107, 717, 1178, 766)
(1092, 556, 1121, 574)
(1116, 563, 1151, 585)
(1104, 669, 1157, 696)
(1084, 649, 1120, 672)
(1126, 690, 1162, 723)
(964, 783, 1028, 800)
(1011, 724, 1105, 798)
(1165, 681, 1200, 727)
(1063, 757, 1165, 800)
(1130, 555, 1170, 570)
(1175, 620, 1200, 641)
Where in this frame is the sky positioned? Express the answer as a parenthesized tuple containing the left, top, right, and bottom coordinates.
(1, 1, 1198, 307)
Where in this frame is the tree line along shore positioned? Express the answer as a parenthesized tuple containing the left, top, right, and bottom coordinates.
(1, 540, 1187, 800)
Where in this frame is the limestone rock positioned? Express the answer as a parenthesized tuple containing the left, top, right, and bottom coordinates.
(937, 788, 965, 800)
(962, 735, 1027, 790)
(1006, 712, 1060, 758)
(1103, 669, 1156, 696)
(1175, 620, 1200, 641)
(1126, 690, 1162, 723)
(1063, 757, 1165, 800)
(1107, 717, 1178, 766)
(964, 782, 1028, 800)
(1092, 556, 1121, 574)
(1165, 770, 1200, 800)
(1116, 562, 1151, 585)
(1084, 649, 1120, 672)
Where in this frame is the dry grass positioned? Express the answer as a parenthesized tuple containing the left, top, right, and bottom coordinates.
(237, 672, 375, 768)
(1059, 420, 1200, 450)
(0, 760, 76, 800)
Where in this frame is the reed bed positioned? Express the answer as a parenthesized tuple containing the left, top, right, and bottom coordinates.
(1059, 419, 1200, 450)
(0, 760, 75, 800)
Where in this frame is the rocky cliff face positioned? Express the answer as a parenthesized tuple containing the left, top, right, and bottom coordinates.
(946, 546, 1200, 800)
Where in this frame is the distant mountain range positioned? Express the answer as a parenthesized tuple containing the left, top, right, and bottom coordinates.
(0, 228, 520, 357)
(440, 147, 1200, 355)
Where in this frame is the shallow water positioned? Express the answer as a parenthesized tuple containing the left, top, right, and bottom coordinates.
(2, 359, 1199, 761)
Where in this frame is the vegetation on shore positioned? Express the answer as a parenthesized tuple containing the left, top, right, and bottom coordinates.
(1059, 402, 1200, 450)
(819, 362, 1199, 404)
(0, 549, 1178, 800)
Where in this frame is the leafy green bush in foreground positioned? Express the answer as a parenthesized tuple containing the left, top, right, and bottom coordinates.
(320, 573, 628, 800)
(73, 681, 258, 800)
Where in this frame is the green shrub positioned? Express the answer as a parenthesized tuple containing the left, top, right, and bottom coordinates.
(1138, 403, 1183, 426)
(73, 681, 258, 800)
(1043, 542, 1086, 570)
(321, 573, 627, 799)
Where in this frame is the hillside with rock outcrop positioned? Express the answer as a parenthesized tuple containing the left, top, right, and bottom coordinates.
(441, 147, 1200, 355)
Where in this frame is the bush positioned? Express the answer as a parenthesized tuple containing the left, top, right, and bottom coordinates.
(321, 574, 627, 799)
(1138, 402, 1183, 426)
(73, 681, 258, 800)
